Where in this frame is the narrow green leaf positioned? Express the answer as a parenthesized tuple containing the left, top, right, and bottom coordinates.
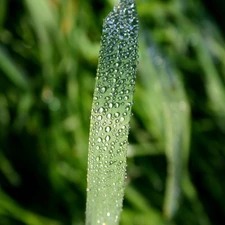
(0, 0, 7, 30)
(0, 47, 29, 89)
(24, 0, 58, 85)
(122, 186, 167, 225)
(0, 191, 61, 225)
(138, 32, 190, 220)
(86, 0, 139, 224)
(0, 152, 21, 186)
(196, 34, 225, 127)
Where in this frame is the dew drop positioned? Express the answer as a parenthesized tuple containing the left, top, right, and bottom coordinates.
(105, 135, 110, 141)
(120, 117, 125, 122)
(97, 115, 102, 120)
(99, 107, 104, 113)
(97, 137, 102, 142)
(119, 35, 124, 40)
(115, 112, 120, 117)
(105, 126, 111, 132)
(100, 87, 106, 93)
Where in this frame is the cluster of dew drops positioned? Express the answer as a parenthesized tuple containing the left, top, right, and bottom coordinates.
(88, 0, 138, 181)
(86, 0, 139, 224)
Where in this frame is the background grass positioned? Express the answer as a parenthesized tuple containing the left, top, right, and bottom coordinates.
(0, 0, 225, 224)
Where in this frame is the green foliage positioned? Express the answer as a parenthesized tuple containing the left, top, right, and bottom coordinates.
(0, 0, 225, 225)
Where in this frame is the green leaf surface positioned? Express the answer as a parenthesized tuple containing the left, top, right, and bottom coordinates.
(86, 0, 139, 224)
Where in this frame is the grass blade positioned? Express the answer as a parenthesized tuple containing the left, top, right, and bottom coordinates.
(0, 47, 29, 89)
(0, 191, 61, 225)
(86, 0, 139, 224)
(138, 32, 190, 221)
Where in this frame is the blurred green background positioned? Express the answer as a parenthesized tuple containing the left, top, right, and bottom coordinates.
(0, 0, 225, 224)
